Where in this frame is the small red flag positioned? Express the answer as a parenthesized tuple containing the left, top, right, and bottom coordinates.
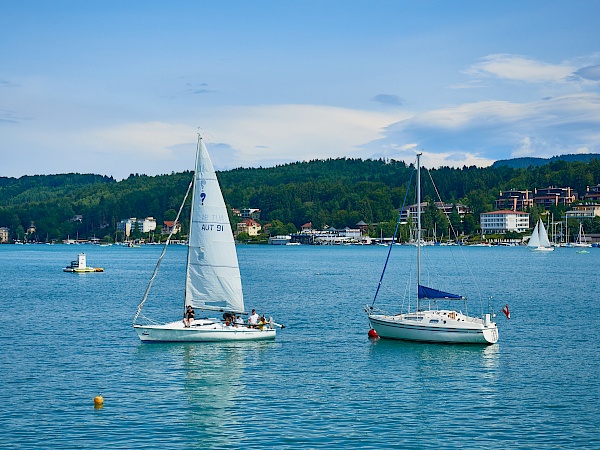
(502, 304, 510, 319)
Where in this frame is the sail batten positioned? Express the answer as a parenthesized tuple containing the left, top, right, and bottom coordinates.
(185, 136, 244, 313)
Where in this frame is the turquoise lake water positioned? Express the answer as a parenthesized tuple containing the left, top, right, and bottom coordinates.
(0, 244, 599, 449)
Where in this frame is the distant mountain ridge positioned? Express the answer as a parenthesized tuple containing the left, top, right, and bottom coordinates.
(492, 153, 600, 168)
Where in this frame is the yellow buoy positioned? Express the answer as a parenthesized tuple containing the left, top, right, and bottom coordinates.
(94, 395, 104, 408)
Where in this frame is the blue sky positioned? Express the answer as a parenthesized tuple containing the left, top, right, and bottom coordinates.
(2, 1, 600, 179)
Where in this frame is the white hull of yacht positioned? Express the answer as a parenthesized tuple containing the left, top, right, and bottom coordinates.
(368, 310, 498, 344)
(528, 246, 554, 252)
(134, 320, 276, 342)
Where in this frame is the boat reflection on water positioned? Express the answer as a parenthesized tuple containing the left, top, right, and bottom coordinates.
(136, 341, 277, 446)
(132, 342, 247, 445)
(180, 343, 245, 446)
(367, 336, 500, 373)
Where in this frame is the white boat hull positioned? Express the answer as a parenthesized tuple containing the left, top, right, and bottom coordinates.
(134, 320, 276, 342)
(528, 246, 554, 252)
(368, 310, 498, 344)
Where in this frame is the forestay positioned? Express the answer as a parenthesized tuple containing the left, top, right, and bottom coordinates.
(185, 137, 245, 314)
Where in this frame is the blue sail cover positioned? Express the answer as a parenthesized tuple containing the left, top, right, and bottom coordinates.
(418, 285, 465, 300)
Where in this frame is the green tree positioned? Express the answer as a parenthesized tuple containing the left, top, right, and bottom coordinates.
(285, 222, 297, 234)
(268, 219, 286, 236)
(130, 221, 142, 240)
(164, 209, 177, 221)
(462, 214, 477, 236)
(236, 232, 250, 242)
(448, 206, 463, 237)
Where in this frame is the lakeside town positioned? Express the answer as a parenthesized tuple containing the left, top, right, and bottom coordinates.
(235, 184, 600, 246)
(3, 183, 600, 247)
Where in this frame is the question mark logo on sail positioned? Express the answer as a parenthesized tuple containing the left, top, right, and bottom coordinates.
(200, 181, 207, 205)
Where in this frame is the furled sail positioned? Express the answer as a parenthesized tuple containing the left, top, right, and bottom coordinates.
(185, 136, 245, 313)
(418, 285, 465, 300)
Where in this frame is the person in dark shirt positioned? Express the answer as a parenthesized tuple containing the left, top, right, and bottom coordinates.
(183, 305, 195, 327)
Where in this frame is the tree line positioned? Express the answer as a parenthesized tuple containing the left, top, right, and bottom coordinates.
(1, 157, 599, 242)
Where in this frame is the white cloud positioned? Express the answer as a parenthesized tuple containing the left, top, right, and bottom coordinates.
(361, 93, 600, 165)
(201, 104, 407, 167)
(0, 105, 407, 178)
(512, 136, 535, 157)
(465, 54, 574, 83)
(84, 122, 196, 158)
(575, 146, 591, 154)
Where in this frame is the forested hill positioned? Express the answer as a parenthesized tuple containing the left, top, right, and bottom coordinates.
(1, 157, 599, 242)
(492, 153, 600, 168)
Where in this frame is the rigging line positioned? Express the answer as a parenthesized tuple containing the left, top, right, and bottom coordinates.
(133, 175, 194, 326)
(424, 168, 484, 311)
(371, 159, 416, 307)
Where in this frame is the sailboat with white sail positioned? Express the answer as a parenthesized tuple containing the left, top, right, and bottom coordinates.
(527, 219, 554, 252)
(365, 153, 499, 345)
(133, 134, 279, 342)
(572, 223, 591, 248)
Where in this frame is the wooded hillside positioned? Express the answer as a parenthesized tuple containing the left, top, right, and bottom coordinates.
(1, 156, 599, 242)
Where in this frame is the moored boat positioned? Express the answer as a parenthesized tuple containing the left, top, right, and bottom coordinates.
(365, 153, 498, 345)
(63, 253, 103, 273)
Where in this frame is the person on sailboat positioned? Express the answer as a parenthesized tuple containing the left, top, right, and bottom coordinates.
(223, 312, 234, 322)
(258, 315, 268, 330)
(235, 315, 244, 326)
(248, 309, 259, 328)
(183, 305, 195, 327)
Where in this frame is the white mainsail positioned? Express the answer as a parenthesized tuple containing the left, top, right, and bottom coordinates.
(133, 134, 279, 342)
(528, 219, 553, 251)
(538, 220, 551, 247)
(185, 136, 245, 313)
(527, 221, 541, 248)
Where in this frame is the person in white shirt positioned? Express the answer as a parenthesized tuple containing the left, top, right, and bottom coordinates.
(248, 309, 259, 327)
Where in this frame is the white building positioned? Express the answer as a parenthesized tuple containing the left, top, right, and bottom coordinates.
(118, 217, 157, 237)
(138, 217, 157, 233)
(268, 235, 291, 245)
(0, 227, 9, 243)
(480, 210, 530, 234)
(339, 227, 361, 238)
(564, 203, 600, 221)
(236, 219, 261, 237)
(401, 202, 470, 226)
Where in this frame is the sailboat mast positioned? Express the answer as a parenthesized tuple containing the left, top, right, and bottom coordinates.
(416, 153, 422, 312)
(184, 134, 202, 309)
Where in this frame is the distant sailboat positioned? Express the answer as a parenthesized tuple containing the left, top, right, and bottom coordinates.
(527, 219, 554, 252)
(365, 153, 499, 345)
(572, 223, 591, 248)
(133, 134, 281, 342)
